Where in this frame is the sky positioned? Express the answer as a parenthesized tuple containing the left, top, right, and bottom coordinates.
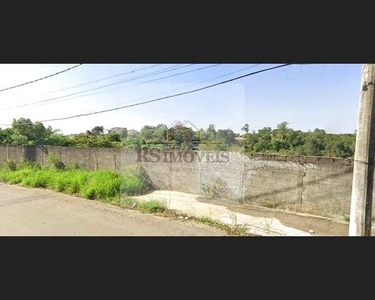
(0, 63, 363, 135)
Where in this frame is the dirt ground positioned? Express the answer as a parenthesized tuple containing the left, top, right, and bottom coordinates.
(2, 182, 373, 236)
(197, 197, 375, 236)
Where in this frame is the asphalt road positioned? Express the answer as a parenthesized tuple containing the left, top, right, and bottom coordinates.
(0, 183, 225, 236)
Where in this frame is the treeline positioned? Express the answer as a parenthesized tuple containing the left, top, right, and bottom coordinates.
(0, 118, 356, 159)
(242, 121, 355, 159)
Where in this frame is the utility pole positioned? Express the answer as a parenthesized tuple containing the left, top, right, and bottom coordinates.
(349, 64, 375, 236)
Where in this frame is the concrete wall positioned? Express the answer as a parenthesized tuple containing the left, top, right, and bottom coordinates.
(0, 145, 359, 216)
(242, 154, 354, 215)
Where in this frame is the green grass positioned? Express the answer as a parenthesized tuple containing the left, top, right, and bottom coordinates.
(0, 161, 254, 236)
(133, 202, 255, 236)
(119, 197, 138, 208)
(138, 199, 166, 213)
(0, 161, 153, 201)
(195, 216, 252, 236)
(80, 170, 122, 200)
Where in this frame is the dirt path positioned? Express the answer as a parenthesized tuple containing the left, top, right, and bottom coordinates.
(0, 184, 225, 236)
(197, 197, 375, 236)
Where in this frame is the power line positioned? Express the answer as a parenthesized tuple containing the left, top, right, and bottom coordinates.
(40, 64, 290, 123)
(95, 64, 262, 111)
(55, 64, 262, 117)
(1, 64, 189, 109)
(2, 64, 194, 110)
(2, 64, 218, 110)
(0, 64, 83, 93)
(24, 63, 222, 108)
(19, 64, 162, 100)
(0, 64, 283, 127)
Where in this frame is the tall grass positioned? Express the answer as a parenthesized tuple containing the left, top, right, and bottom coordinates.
(138, 200, 166, 213)
(0, 160, 153, 201)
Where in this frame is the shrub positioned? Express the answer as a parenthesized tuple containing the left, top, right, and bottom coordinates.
(79, 171, 122, 200)
(120, 166, 153, 196)
(47, 152, 65, 170)
(3, 160, 17, 171)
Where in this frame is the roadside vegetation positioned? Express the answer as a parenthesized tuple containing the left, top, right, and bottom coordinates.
(0, 154, 153, 200)
(0, 154, 254, 236)
(0, 118, 356, 159)
(194, 216, 251, 236)
(119, 198, 254, 236)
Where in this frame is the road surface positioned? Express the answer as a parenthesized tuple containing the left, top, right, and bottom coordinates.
(0, 183, 225, 236)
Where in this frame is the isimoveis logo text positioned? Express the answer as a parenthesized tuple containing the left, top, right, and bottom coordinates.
(136, 150, 230, 163)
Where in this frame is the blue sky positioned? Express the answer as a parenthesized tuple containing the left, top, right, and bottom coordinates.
(0, 63, 363, 135)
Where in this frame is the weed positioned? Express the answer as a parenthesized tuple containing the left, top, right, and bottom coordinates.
(263, 201, 280, 209)
(3, 160, 17, 171)
(120, 165, 153, 196)
(80, 170, 122, 200)
(47, 152, 65, 170)
(0, 163, 151, 200)
(138, 200, 166, 213)
(68, 162, 80, 170)
(343, 214, 350, 222)
(21, 169, 53, 188)
(264, 217, 274, 233)
(119, 197, 138, 208)
(229, 212, 238, 225)
(201, 178, 228, 199)
(195, 216, 252, 236)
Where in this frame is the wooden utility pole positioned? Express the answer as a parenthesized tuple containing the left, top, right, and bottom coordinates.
(349, 64, 375, 236)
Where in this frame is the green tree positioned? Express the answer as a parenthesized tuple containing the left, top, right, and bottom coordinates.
(106, 131, 121, 142)
(140, 125, 154, 141)
(270, 122, 299, 152)
(70, 133, 96, 147)
(197, 128, 207, 141)
(254, 127, 272, 152)
(206, 124, 216, 141)
(216, 129, 236, 145)
(45, 133, 72, 147)
(122, 136, 141, 150)
(91, 126, 104, 135)
(0, 128, 14, 144)
(9, 118, 54, 145)
(117, 128, 128, 139)
(166, 125, 195, 150)
(302, 129, 326, 156)
(241, 123, 249, 133)
(154, 124, 168, 142)
(11, 132, 29, 145)
(1, 118, 358, 158)
(11, 118, 35, 144)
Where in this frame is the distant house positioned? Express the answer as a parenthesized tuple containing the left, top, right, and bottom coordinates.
(235, 136, 245, 141)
